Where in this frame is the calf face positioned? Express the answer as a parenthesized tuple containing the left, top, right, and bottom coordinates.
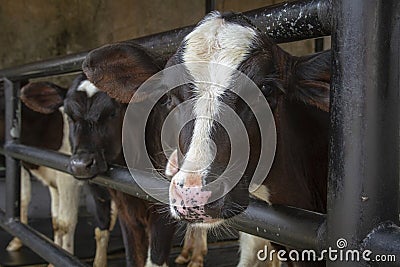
(83, 12, 331, 226)
(20, 74, 125, 179)
(64, 75, 125, 178)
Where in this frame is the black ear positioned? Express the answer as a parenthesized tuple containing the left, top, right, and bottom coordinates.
(82, 42, 162, 103)
(291, 49, 331, 112)
(21, 82, 67, 114)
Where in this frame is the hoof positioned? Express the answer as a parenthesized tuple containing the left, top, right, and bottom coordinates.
(175, 254, 191, 264)
(6, 237, 23, 251)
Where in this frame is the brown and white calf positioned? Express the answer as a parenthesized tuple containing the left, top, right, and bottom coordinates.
(19, 81, 117, 267)
(21, 73, 183, 267)
(81, 11, 330, 267)
(0, 92, 81, 255)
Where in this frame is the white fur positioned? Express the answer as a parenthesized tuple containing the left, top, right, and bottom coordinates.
(77, 80, 99, 98)
(238, 232, 280, 267)
(170, 12, 257, 219)
(166, 151, 209, 267)
(28, 109, 83, 254)
(93, 227, 110, 267)
(8, 107, 114, 267)
(251, 185, 271, 204)
(93, 200, 118, 267)
(145, 248, 168, 267)
(176, 15, 278, 267)
(179, 12, 257, 178)
(165, 149, 178, 178)
(7, 110, 81, 253)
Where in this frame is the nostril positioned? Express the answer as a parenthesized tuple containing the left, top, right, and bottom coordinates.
(71, 156, 95, 170)
(172, 179, 184, 188)
(170, 184, 183, 202)
(85, 157, 94, 168)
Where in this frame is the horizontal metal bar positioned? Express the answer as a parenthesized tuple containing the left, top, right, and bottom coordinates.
(1, 143, 326, 250)
(245, 0, 332, 43)
(362, 221, 400, 266)
(231, 200, 327, 251)
(0, 143, 157, 201)
(0, 210, 88, 267)
(0, 0, 331, 81)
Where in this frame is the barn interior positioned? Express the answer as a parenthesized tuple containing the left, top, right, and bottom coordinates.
(0, 1, 325, 265)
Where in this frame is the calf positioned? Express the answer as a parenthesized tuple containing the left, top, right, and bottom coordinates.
(20, 81, 117, 267)
(21, 74, 180, 267)
(82, 12, 330, 267)
(1, 90, 80, 255)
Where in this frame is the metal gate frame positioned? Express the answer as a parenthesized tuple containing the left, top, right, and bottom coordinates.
(0, 0, 399, 266)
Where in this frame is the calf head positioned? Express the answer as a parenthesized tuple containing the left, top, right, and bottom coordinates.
(83, 12, 331, 226)
(21, 74, 125, 179)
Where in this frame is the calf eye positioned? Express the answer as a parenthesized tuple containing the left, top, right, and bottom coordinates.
(260, 84, 278, 109)
(109, 111, 117, 118)
(160, 92, 180, 110)
(261, 84, 273, 97)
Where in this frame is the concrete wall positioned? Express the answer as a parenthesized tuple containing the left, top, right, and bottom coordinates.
(0, 0, 325, 74)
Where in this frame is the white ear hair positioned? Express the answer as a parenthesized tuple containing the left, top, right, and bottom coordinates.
(165, 149, 179, 179)
(77, 80, 99, 98)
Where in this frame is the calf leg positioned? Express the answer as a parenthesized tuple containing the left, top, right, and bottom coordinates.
(146, 211, 176, 267)
(57, 172, 81, 254)
(175, 227, 193, 264)
(88, 184, 116, 267)
(110, 190, 150, 267)
(6, 167, 31, 251)
(188, 227, 207, 267)
(30, 167, 62, 248)
(94, 227, 109, 267)
(175, 226, 208, 267)
(237, 232, 280, 267)
(49, 185, 62, 247)
(119, 215, 148, 267)
(94, 201, 118, 267)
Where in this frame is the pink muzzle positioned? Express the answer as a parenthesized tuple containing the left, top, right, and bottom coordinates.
(169, 172, 213, 222)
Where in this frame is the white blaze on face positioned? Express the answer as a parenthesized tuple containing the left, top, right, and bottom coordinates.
(77, 80, 99, 98)
(180, 12, 257, 177)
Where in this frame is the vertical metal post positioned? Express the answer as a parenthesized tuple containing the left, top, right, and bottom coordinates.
(314, 38, 324, 52)
(328, 0, 399, 266)
(205, 0, 216, 14)
(4, 78, 21, 220)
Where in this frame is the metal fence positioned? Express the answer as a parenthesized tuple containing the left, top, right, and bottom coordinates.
(0, 0, 399, 266)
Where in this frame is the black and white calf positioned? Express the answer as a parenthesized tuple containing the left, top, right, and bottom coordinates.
(20, 74, 202, 267)
(2, 91, 82, 256)
(20, 81, 118, 267)
(82, 11, 330, 267)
